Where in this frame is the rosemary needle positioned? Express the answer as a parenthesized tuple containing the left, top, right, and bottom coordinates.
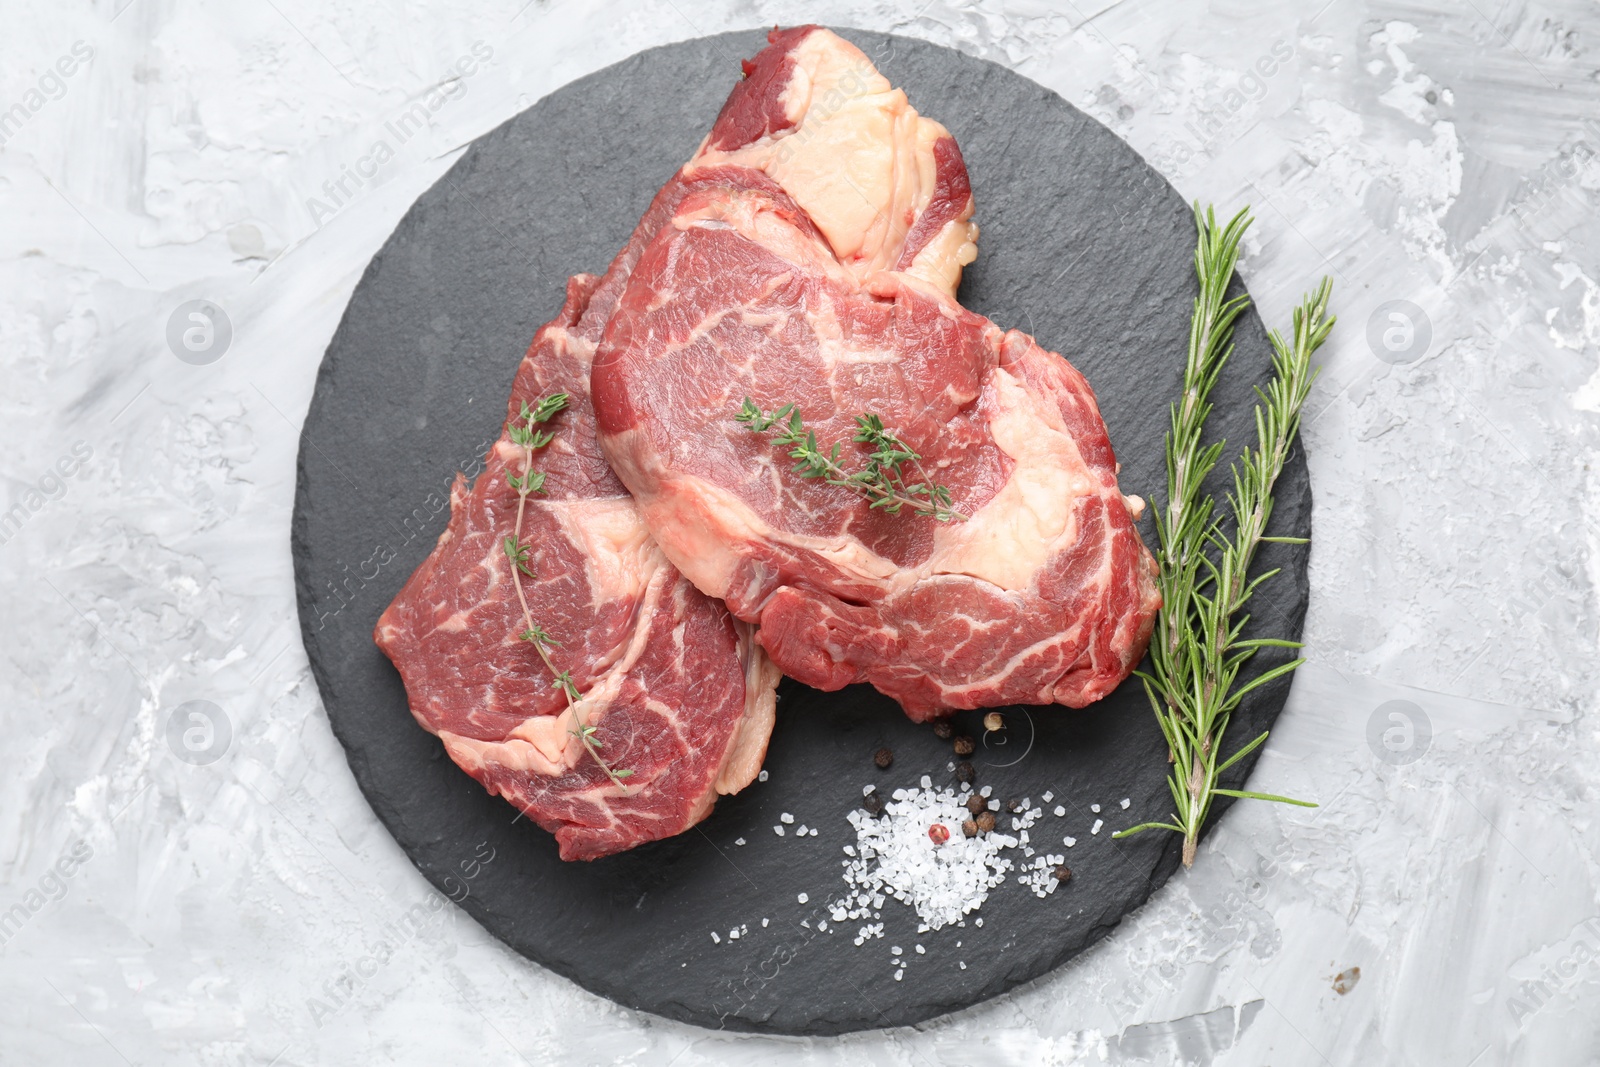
(1116, 204, 1332, 867)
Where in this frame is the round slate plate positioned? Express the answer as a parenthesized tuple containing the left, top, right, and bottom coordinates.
(292, 27, 1310, 1036)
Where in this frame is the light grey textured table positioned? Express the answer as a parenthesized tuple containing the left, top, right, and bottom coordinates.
(2, 1, 1596, 1064)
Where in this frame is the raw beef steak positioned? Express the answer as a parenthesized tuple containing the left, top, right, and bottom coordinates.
(376, 268, 779, 861)
(592, 26, 1161, 719)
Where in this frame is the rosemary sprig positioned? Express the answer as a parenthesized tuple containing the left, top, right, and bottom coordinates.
(502, 393, 634, 790)
(735, 399, 964, 522)
(1115, 205, 1332, 867)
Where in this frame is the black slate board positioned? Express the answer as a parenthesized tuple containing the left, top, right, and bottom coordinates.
(291, 28, 1310, 1036)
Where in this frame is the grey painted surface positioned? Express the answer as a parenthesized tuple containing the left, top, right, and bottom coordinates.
(1, 1, 1596, 1063)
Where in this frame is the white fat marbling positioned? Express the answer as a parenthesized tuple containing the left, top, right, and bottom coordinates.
(2, 1, 1598, 1064)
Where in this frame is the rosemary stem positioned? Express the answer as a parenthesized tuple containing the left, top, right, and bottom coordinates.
(1115, 205, 1329, 865)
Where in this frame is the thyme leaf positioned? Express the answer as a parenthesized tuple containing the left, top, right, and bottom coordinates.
(502, 392, 633, 791)
(735, 399, 964, 522)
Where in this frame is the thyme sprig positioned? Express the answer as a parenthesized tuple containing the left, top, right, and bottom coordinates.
(1116, 205, 1332, 867)
(736, 399, 964, 522)
(502, 393, 633, 790)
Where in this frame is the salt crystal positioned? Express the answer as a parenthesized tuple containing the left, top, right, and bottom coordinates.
(758, 770, 768, 782)
(1091, 819, 1103, 835)
(863, 784, 875, 797)
(1091, 803, 1101, 813)
(798, 892, 809, 903)
(801, 920, 810, 928)
(711, 932, 721, 944)
(781, 812, 795, 824)
(1042, 791, 1054, 802)
(1120, 797, 1131, 809)
(1054, 806, 1066, 817)
(1064, 836, 1076, 847)
(810, 827, 820, 837)
(840, 779, 1018, 930)
(797, 824, 809, 835)
(892, 945, 903, 954)
(959, 961, 967, 970)
(920, 775, 932, 789)
(774, 826, 784, 836)
(894, 969, 905, 981)
(975, 917, 984, 927)
(915, 944, 926, 954)
(762, 918, 769, 928)
(818, 921, 827, 932)
(844, 845, 856, 856)
(980, 786, 993, 797)
(729, 929, 739, 940)
(735, 837, 746, 846)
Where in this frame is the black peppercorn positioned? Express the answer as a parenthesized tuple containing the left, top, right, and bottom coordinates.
(863, 790, 885, 816)
(954, 761, 975, 784)
(962, 819, 978, 838)
(952, 735, 975, 757)
(932, 721, 954, 740)
(975, 810, 996, 833)
(1006, 798, 1023, 813)
(965, 794, 987, 816)
(1054, 865, 1072, 883)
(873, 747, 893, 769)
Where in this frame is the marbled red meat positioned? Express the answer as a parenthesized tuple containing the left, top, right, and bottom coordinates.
(591, 26, 1160, 718)
(376, 267, 778, 861)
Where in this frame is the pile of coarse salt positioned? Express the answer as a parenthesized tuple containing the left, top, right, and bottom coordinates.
(840, 779, 1017, 931)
